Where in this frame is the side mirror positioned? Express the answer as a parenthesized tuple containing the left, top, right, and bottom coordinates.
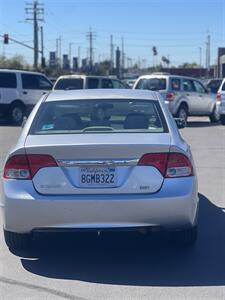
(174, 118, 186, 129)
(21, 116, 27, 128)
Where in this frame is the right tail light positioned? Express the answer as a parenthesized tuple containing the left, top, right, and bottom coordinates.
(138, 152, 193, 178)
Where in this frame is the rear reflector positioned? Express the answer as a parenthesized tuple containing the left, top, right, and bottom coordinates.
(3, 154, 57, 180)
(138, 152, 193, 178)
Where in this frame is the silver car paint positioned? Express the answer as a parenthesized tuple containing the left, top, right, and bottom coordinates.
(133, 75, 216, 116)
(1, 89, 198, 233)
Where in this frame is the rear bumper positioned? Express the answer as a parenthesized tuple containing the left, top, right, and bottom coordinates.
(217, 104, 225, 115)
(1, 177, 198, 233)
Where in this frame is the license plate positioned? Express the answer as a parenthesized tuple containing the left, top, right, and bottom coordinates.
(79, 167, 116, 187)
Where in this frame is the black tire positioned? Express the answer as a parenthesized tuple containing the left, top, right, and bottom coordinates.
(8, 103, 25, 125)
(4, 229, 32, 251)
(209, 107, 220, 123)
(170, 226, 197, 247)
(176, 105, 188, 127)
(221, 115, 225, 125)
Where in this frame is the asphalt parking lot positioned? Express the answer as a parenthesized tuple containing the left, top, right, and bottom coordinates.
(0, 117, 224, 300)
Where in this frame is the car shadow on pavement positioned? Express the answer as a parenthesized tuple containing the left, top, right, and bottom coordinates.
(20, 193, 225, 287)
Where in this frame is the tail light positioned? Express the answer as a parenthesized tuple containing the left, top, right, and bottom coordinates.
(216, 93, 221, 103)
(3, 154, 57, 180)
(138, 152, 193, 178)
(166, 92, 175, 102)
(138, 153, 168, 176)
(166, 153, 193, 178)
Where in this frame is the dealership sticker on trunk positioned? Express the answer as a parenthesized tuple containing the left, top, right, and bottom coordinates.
(79, 167, 117, 187)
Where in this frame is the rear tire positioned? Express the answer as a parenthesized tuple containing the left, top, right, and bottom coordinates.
(170, 226, 197, 247)
(8, 103, 25, 125)
(176, 105, 188, 127)
(4, 230, 32, 251)
(209, 107, 220, 123)
(221, 115, 225, 125)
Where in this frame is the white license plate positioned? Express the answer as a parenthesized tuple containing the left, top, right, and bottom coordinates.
(79, 167, 116, 187)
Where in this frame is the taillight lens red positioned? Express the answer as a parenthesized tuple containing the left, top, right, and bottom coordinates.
(166, 92, 175, 102)
(3, 154, 57, 180)
(138, 153, 168, 176)
(216, 93, 221, 103)
(138, 152, 193, 178)
(27, 155, 57, 177)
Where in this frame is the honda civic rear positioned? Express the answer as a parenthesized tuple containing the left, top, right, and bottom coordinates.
(1, 89, 199, 249)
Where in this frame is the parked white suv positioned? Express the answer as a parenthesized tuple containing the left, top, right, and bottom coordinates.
(133, 74, 219, 125)
(53, 75, 129, 90)
(0, 69, 52, 125)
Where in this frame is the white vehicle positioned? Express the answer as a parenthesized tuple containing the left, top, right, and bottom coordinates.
(1, 89, 199, 251)
(53, 75, 129, 90)
(0, 69, 52, 125)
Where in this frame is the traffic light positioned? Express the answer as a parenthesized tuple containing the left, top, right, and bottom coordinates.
(152, 46, 157, 56)
(3, 34, 9, 44)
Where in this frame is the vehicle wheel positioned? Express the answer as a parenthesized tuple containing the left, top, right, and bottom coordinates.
(209, 107, 220, 123)
(221, 115, 225, 125)
(8, 103, 25, 125)
(4, 229, 32, 251)
(176, 105, 188, 127)
(170, 226, 197, 247)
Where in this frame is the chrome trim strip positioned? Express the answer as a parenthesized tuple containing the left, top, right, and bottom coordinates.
(57, 159, 139, 167)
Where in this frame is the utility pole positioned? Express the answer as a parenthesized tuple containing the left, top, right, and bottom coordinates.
(206, 32, 210, 76)
(25, 0, 44, 70)
(78, 46, 81, 69)
(40, 26, 45, 68)
(56, 36, 62, 68)
(121, 37, 125, 76)
(86, 28, 96, 72)
(69, 42, 74, 71)
(110, 35, 114, 74)
(199, 47, 202, 67)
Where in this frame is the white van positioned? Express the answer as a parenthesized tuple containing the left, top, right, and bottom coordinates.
(0, 69, 52, 125)
(53, 75, 129, 90)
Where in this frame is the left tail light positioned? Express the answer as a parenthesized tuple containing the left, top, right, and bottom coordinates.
(3, 154, 57, 179)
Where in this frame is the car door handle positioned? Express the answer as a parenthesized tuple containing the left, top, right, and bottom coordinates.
(23, 91, 28, 95)
(199, 94, 203, 97)
(186, 93, 190, 96)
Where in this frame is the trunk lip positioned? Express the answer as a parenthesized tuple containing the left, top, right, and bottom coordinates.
(57, 159, 139, 167)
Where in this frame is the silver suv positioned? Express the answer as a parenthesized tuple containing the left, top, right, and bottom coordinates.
(133, 74, 219, 125)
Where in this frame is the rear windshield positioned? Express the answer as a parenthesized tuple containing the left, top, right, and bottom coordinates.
(30, 99, 168, 135)
(207, 80, 222, 93)
(135, 78, 167, 91)
(54, 78, 84, 90)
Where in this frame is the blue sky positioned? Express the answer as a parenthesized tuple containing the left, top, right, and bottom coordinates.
(0, 0, 225, 67)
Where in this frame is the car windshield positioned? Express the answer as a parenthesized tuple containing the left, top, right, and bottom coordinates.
(54, 78, 84, 90)
(30, 99, 168, 135)
(136, 78, 167, 91)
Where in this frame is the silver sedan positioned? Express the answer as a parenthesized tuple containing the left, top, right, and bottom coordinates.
(1, 89, 199, 250)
